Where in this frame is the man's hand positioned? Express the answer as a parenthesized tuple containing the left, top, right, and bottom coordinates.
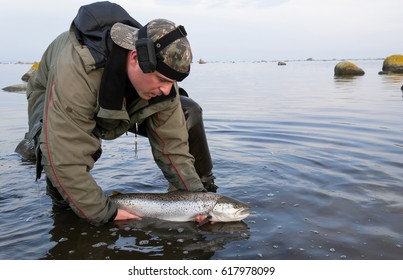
(194, 215, 207, 223)
(114, 209, 142, 221)
(194, 214, 216, 226)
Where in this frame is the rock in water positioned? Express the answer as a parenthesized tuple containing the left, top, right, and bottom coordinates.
(382, 54, 403, 74)
(2, 84, 27, 93)
(334, 61, 365, 76)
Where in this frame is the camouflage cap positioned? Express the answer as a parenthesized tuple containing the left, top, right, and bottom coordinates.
(110, 22, 138, 51)
(111, 19, 192, 80)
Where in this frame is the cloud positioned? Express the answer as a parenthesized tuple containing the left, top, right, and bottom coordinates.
(152, 0, 290, 10)
(1, 0, 402, 61)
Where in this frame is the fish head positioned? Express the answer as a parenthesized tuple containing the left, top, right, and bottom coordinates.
(210, 196, 251, 222)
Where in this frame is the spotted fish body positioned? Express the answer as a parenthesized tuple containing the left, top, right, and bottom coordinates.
(110, 192, 251, 222)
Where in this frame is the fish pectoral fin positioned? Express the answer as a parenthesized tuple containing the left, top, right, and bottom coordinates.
(197, 215, 212, 227)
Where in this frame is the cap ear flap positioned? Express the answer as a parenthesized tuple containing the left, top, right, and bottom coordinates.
(135, 37, 157, 73)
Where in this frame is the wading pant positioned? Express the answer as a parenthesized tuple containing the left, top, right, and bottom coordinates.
(136, 92, 217, 191)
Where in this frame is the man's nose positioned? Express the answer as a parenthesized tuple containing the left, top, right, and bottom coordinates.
(160, 83, 173, 95)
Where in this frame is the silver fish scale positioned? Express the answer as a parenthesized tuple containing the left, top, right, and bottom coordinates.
(110, 192, 221, 221)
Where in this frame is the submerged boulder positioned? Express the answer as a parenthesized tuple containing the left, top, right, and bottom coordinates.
(2, 62, 39, 93)
(2, 84, 27, 92)
(380, 54, 403, 74)
(334, 61, 365, 76)
(21, 61, 39, 82)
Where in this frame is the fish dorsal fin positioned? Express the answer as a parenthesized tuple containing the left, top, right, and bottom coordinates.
(111, 191, 122, 196)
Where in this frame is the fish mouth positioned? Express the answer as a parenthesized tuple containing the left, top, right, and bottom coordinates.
(236, 208, 252, 219)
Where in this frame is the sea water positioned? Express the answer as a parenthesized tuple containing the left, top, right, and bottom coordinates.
(1, 60, 403, 259)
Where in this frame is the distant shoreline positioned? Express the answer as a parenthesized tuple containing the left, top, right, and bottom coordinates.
(0, 61, 37, 65)
(0, 58, 386, 65)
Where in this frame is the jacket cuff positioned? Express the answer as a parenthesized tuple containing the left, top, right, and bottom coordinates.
(108, 208, 118, 223)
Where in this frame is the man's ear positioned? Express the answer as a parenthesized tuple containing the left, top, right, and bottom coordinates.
(128, 50, 138, 64)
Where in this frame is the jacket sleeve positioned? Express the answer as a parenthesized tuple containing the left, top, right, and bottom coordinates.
(39, 42, 117, 225)
(146, 93, 205, 192)
(26, 32, 70, 142)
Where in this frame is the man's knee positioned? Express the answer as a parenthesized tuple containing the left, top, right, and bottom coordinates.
(46, 177, 70, 209)
(180, 95, 203, 130)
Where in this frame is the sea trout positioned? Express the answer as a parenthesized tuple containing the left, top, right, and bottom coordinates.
(110, 191, 251, 223)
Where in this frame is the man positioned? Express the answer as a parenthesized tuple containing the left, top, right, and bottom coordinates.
(16, 1, 217, 225)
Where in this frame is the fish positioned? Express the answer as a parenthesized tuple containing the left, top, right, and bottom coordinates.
(110, 191, 251, 224)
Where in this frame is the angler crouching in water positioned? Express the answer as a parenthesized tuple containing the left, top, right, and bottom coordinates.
(15, 1, 218, 225)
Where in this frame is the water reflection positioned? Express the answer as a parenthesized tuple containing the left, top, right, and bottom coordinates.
(333, 76, 360, 83)
(378, 74, 403, 100)
(41, 208, 250, 260)
(333, 75, 363, 90)
(379, 73, 403, 85)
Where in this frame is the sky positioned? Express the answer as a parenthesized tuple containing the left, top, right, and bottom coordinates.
(0, 0, 402, 62)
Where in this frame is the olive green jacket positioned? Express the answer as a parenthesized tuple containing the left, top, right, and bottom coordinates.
(27, 24, 204, 225)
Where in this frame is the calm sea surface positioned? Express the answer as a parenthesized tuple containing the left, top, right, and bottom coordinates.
(1, 61, 403, 260)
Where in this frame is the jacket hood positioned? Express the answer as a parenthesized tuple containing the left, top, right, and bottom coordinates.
(73, 1, 142, 68)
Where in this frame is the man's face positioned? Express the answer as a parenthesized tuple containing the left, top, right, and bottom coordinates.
(126, 50, 175, 100)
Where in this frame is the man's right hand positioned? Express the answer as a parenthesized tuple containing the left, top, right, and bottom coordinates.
(114, 209, 142, 221)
